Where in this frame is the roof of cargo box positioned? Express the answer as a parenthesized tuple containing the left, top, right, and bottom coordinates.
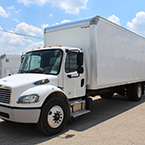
(44, 15, 145, 40)
(44, 16, 100, 33)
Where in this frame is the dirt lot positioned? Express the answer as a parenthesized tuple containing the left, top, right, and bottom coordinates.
(0, 95, 145, 145)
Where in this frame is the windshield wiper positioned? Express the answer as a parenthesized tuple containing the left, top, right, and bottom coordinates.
(18, 70, 26, 73)
(25, 68, 46, 74)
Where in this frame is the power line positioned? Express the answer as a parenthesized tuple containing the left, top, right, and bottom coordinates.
(0, 29, 44, 40)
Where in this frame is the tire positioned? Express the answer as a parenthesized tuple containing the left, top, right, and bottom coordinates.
(100, 92, 113, 99)
(37, 95, 69, 135)
(132, 83, 143, 101)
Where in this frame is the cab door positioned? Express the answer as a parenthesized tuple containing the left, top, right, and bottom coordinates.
(63, 51, 85, 99)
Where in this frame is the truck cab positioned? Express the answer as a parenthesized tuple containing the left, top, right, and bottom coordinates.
(19, 46, 85, 98)
(0, 46, 88, 135)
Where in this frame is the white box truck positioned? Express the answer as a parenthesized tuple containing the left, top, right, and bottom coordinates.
(0, 54, 21, 79)
(0, 16, 145, 135)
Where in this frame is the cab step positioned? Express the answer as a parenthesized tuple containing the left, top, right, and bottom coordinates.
(70, 99, 91, 118)
(71, 109, 90, 118)
(70, 99, 85, 106)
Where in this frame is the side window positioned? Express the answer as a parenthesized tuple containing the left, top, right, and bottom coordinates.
(65, 52, 78, 73)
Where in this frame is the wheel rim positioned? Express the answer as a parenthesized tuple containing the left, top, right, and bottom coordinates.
(137, 86, 142, 98)
(47, 105, 64, 128)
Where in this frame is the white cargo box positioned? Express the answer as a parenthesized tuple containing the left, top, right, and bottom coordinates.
(0, 54, 21, 78)
(45, 16, 145, 90)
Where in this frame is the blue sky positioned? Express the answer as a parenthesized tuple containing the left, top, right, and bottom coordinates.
(0, 0, 145, 54)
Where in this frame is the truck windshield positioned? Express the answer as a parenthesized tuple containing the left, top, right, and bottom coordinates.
(19, 49, 63, 75)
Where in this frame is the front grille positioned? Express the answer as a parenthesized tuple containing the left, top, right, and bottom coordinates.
(0, 88, 11, 104)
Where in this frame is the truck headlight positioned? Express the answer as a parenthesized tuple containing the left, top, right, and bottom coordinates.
(17, 94, 39, 103)
(33, 79, 49, 85)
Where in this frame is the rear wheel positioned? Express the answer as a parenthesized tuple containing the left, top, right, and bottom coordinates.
(132, 83, 142, 101)
(127, 83, 143, 101)
(37, 95, 69, 135)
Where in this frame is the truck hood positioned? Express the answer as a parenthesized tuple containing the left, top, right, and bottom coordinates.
(0, 73, 58, 88)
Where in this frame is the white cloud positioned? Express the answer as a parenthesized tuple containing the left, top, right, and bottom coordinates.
(42, 24, 49, 29)
(0, 26, 2, 34)
(127, 11, 145, 36)
(0, 32, 25, 46)
(7, 6, 15, 10)
(7, 6, 21, 14)
(0, 31, 25, 53)
(0, 6, 9, 17)
(15, 22, 43, 36)
(49, 13, 53, 17)
(25, 41, 44, 51)
(26, 39, 33, 43)
(60, 19, 71, 23)
(42, 19, 71, 29)
(13, 19, 20, 23)
(108, 15, 120, 25)
(17, 0, 46, 5)
(48, 0, 88, 14)
(55, 19, 71, 25)
(15, 9, 21, 13)
(0, 22, 44, 54)
(17, 0, 88, 14)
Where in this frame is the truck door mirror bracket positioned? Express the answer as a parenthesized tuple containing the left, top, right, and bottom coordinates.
(77, 53, 83, 66)
(67, 66, 84, 78)
(77, 66, 84, 74)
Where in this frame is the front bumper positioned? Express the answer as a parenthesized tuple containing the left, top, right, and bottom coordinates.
(0, 105, 41, 123)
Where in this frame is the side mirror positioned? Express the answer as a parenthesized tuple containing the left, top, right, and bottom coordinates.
(77, 53, 83, 66)
(77, 66, 84, 74)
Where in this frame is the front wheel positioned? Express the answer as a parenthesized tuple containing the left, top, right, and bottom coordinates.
(132, 83, 143, 101)
(37, 95, 69, 135)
